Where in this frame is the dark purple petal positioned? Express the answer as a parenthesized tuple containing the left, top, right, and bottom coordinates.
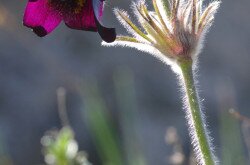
(64, 0, 97, 31)
(92, 0, 116, 42)
(23, 0, 62, 37)
(64, 0, 116, 42)
(94, 15, 116, 43)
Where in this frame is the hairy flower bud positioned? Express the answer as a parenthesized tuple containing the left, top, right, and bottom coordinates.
(103, 0, 220, 71)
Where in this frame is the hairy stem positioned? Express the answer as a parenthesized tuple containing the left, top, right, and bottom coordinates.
(177, 58, 215, 165)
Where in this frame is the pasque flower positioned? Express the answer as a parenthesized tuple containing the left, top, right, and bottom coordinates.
(104, 0, 220, 67)
(23, 0, 116, 42)
(104, 0, 220, 164)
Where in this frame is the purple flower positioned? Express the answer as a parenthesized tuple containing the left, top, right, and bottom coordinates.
(23, 0, 116, 42)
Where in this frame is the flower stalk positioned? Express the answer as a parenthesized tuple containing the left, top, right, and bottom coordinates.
(178, 58, 215, 165)
(103, 0, 220, 164)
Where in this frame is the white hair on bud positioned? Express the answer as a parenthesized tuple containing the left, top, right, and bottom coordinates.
(155, 0, 173, 31)
(199, 1, 221, 34)
(132, 2, 168, 45)
(114, 8, 149, 43)
(102, 40, 182, 73)
(193, 1, 220, 61)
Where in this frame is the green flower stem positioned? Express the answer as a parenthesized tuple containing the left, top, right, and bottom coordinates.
(178, 58, 215, 165)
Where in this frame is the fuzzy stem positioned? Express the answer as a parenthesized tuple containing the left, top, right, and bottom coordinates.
(177, 58, 215, 165)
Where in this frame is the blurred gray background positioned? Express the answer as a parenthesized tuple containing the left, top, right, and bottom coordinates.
(0, 0, 250, 164)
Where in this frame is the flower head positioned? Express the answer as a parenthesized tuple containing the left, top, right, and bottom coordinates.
(103, 0, 220, 65)
(23, 0, 116, 42)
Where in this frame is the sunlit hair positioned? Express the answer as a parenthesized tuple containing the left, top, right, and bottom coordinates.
(103, 0, 220, 72)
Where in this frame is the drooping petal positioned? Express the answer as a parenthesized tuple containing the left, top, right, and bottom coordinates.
(94, 15, 116, 43)
(92, 0, 116, 43)
(23, 0, 62, 37)
(64, 0, 116, 43)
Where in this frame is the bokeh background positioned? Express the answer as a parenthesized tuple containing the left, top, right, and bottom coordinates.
(0, 0, 250, 164)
